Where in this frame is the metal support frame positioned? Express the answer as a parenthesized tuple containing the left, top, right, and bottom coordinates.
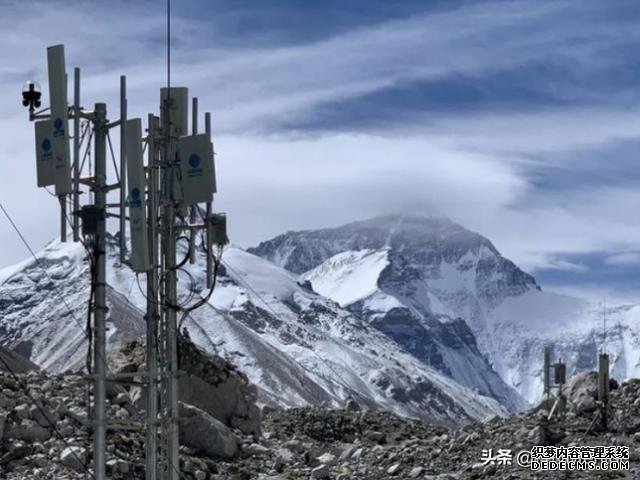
(27, 43, 221, 480)
(73, 67, 80, 242)
(188, 97, 198, 264)
(93, 102, 108, 480)
(205, 112, 213, 288)
(146, 113, 159, 480)
(160, 94, 180, 480)
(119, 76, 127, 263)
(59, 195, 67, 242)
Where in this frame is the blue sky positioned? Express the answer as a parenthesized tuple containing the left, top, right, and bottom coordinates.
(1, 0, 640, 301)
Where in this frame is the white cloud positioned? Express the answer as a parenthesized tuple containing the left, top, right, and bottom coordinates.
(605, 252, 640, 267)
(1, 0, 640, 308)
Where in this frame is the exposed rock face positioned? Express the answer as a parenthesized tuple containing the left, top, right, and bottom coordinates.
(106, 339, 261, 437)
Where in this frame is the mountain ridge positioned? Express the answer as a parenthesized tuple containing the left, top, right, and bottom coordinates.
(249, 214, 640, 405)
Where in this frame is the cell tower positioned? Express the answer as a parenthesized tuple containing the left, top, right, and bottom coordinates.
(25, 42, 226, 480)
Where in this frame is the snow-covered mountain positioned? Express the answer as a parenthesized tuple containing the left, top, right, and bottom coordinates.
(0, 234, 510, 426)
(250, 214, 640, 404)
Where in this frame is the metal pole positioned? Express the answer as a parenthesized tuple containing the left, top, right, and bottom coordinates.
(59, 195, 67, 242)
(145, 113, 158, 480)
(73, 67, 80, 242)
(93, 102, 108, 480)
(162, 99, 180, 480)
(188, 97, 198, 264)
(205, 112, 213, 288)
(119, 76, 127, 263)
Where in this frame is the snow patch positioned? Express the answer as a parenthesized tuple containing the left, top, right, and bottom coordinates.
(302, 249, 390, 307)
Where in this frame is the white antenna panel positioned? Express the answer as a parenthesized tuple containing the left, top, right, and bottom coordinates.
(178, 133, 215, 205)
(35, 120, 55, 187)
(125, 118, 151, 272)
(46, 44, 72, 195)
(160, 87, 189, 136)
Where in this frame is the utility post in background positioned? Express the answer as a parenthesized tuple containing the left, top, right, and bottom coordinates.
(543, 345, 551, 400)
(598, 352, 610, 431)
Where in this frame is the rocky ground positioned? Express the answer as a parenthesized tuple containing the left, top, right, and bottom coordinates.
(0, 344, 638, 479)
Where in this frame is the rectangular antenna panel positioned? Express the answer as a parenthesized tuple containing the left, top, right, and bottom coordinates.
(160, 87, 189, 136)
(35, 120, 55, 187)
(125, 118, 151, 272)
(178, 133, 215, 205)
(47, 44, 72, 195)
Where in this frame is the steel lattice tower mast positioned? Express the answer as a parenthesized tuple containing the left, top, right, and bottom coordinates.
(25, 4, 225, 475)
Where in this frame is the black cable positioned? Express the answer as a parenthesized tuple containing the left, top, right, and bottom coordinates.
(0, 203, 90, 339)
(177, 248, 222, 331)
(85, 241, 99, 375)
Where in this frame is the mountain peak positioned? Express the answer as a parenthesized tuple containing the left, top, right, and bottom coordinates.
(249, 215, 537, 293)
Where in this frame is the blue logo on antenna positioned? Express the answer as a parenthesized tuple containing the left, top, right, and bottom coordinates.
(189, 154, 201, 168)
(42, 138, 51, 151)
(53, 117, 64, 138)
(129, 187, 142, 207)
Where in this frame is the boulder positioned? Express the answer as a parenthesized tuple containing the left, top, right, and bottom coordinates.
(0, 412, 6, 441)
(178, 402, 238, 458)
(7, 419, 50, 442)
(178, 339, 261, 437)
(564, 371, 598, 414)
(113, 340, 261, 437)
(311, 464, 330, 479)
(60, 446, 87, 472)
